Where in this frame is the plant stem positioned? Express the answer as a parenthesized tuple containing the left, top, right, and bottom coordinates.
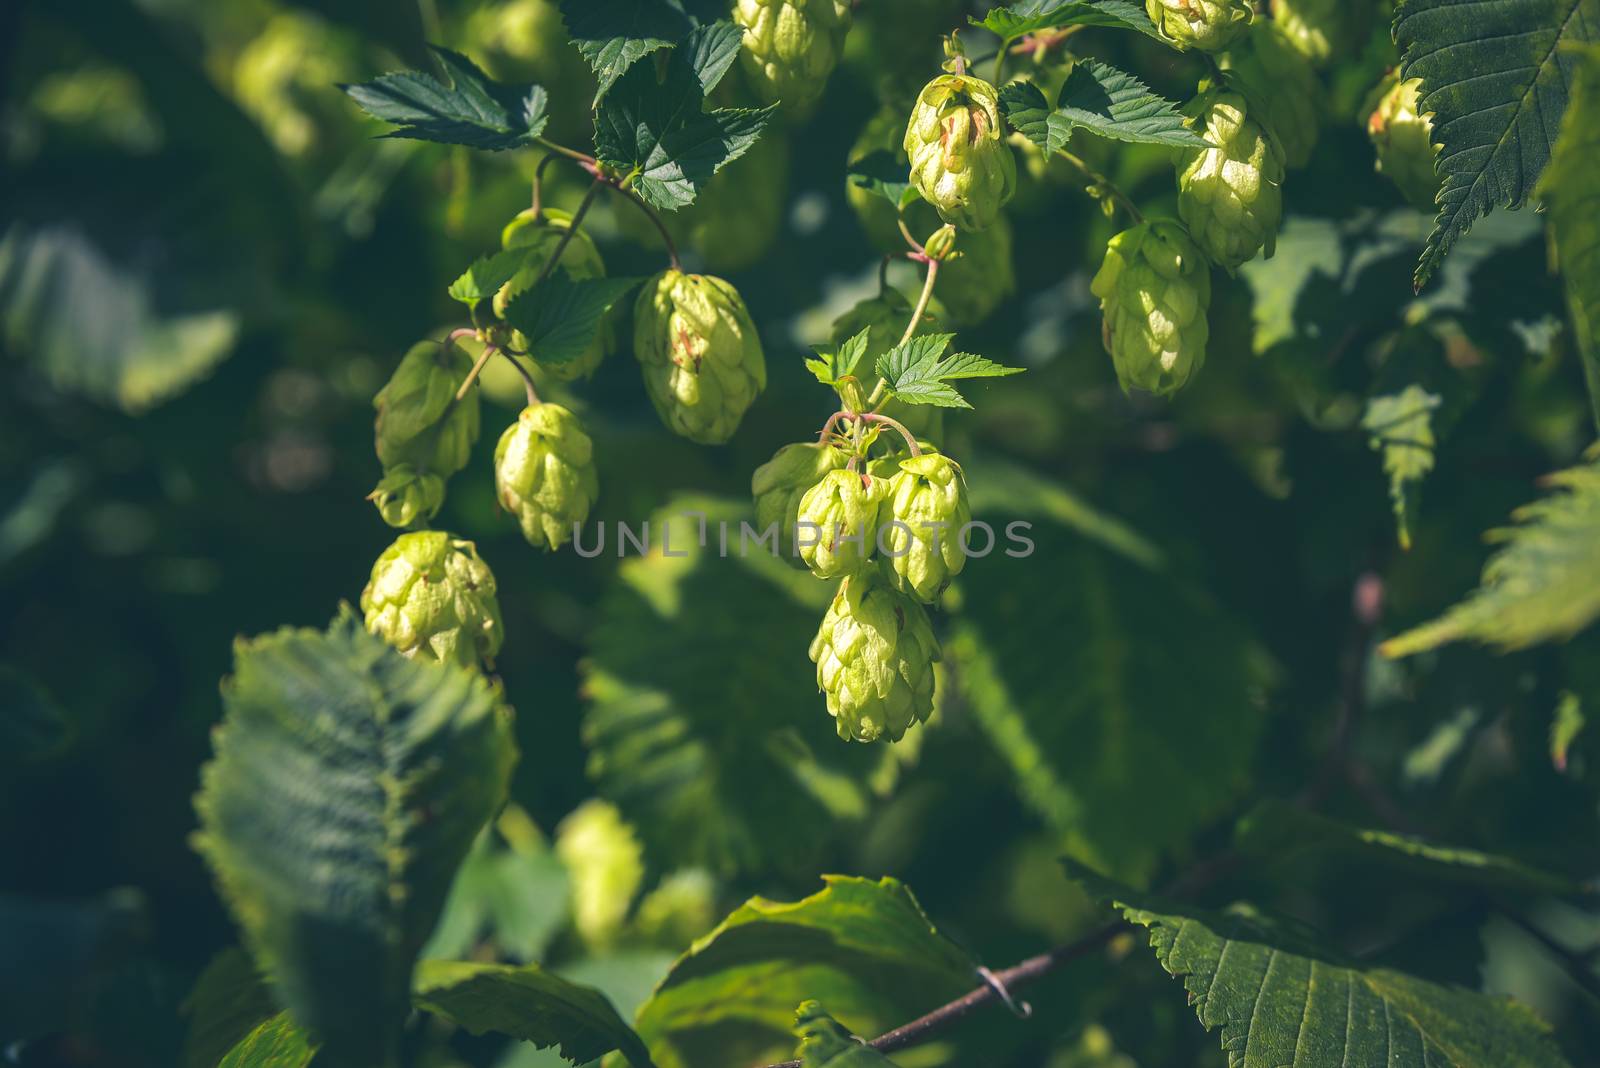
(500, 349, 541, 408)
(993, 36, 1013, 85)
(454, 344, 498, 402)
(535, 176, 604, 287)
(865, 256, 940, 410)
(608, 182, 682, 271)
(1056, 149, 1144, 224)
(531, 151, 562, 216)
(860, 412, 922, 456)
(897, 217, 927, 256)
(535, 137, 595, 165)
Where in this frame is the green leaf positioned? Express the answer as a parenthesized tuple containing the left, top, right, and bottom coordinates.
(873, 334, 1024, 409)
(502, 275, 641, 366)
(633, 876, 974, 1068)
(845, 150, 918, 211)
(215, 1012, 316, 1068)
(793, 1002, 894, 1067)
(807, 327, 873, 387)
(0, 223, 238, 413)
(343, 46, 549, 150)
(593, 22, 776, 212)
(447, 246, 538, 305)
(1068, 863, 1574, 1068)
(1395, 0, 1600, 289)
(560, 0, 694, 104)
(183, 948, 279, 1068)
(972, 0, 1163, 43)
(1362, 384, 1441, 551)
(1552, 690, 1587, 772)
(1537, 43, 1600, 432)
(1000, 62, 1207, 152)
(193, 609, 515, 1067)
(1382, 460, 1600, 656)
(1234, 800, 1585, 897)
(414, 959, 656, 1068)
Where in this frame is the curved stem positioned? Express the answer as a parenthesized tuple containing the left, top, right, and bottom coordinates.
(818, 410, 852, 444)
(531, 151, 562, 216)
(897, 217, 927, 256)
(860, 412, 922, 456)
(535, 137, 595, 165)
(993, 35, 1013, 85)
(1056, 149, 1144, 223)
(500, 349, 541, 408)
(447, 327, 478, 344)
(899, 257, 940, 348)
(609, 183, 682, 271)
(536, 177, 604, 286)
(454, 343, 498, 402)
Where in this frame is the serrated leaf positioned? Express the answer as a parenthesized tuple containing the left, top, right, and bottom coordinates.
(560, 0, 694, 104)
(806, 329, 872, 389)
(932, 351, 1028, 380)
(845, 149, 917, 210)
(1396, 0, 1600, 289)
(215, 1012, 316, 1068)
(1537, 43, 1600, 431)
(874, 334, 1023, 409)
(414, 959, 655, 1067)
(793, 1002, 894, 1067)
(593, 22, 776, 212)
(1362, 385, 1441, 551)
(1382, 460, 1600, 656)
(1068, 863, 1574, 1068)
(447, 246, 537, 305)
(502, 275, 641, 366)
(183, 949, 279, 1068)
(972, 0, 1163, 42)
(343, 46, 549, 150)
(633, 876, 974, 1068)
(1001, 62, 1206, 151)
(193, 609, 515, 1067)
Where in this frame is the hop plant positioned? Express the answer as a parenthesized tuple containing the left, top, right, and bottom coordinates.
(633, 270, 767, 445)
(1090, 220, 1213, 396)
(1146, 0, 1253, 52)
(797, 468, 891, 579)
(734, 0, 852, 114)
(555, 800, 645, 951)
(752, 442, 851, 563)
(830, 289, 947, 442)
(1269, 0, 1351, 66)
(368, 465, 445, 529)
(677, 133, 790, 272)
(1176, 88, 1285, 271)
(809, 570, 941, 743)
(934, 213, 1016, 327)
(880, 453, 971, 604)
(904, 73, 1017, 231)
(1219, 23, 1321, 169)
(847, 102, 941, 252)
(360, 531, 504, 668)
(494, 207, 611, 380)
(494, 403, 599, 551)
(373, 339, 481, 477)
(1368, 76, 1442, 211)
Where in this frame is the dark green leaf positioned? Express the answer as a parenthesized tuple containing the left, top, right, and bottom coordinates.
(447, 246, 538, 305)
(972, 0, 1163, 42)
(193, 609, 515, 1067)
(1396, 0, 1600, 288)
(502, 275, 641, 366)
(343, 46, 549, 150)
(215, 1012, 316, 1068)
(1362, 384, 1441, 551)
(182, 949, 279, 1068)
(845, 150, 918, 211)
(413, 959, 656, 1067)
(793, 1002, 894, 1066)
(1001, 62, 1205, 151)
(560, 0, 694, 103)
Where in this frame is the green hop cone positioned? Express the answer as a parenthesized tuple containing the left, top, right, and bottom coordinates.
(494, 207, 611, 380)
(735, 0, 852, 114)
(633, 270, 767, 445)
(797, 468, 890, 579)
(809, 570, 941, 743)
(368, 465, 445, 529)
(1269, 0, 1351, 66)
(1368, 75, 1442, 211)
(880, 453, 971, 604)
(1219, 24, 1321, 169)
(904, 73, 1017, 231)
(1146, 0, 1253, 52)
(934, 213, 1015, 326)
(360, 530, 504, 668)
(1176, 88, 1285, 271)
(830, 288, 947, 442)
(555, 800, 644, 951)
(1090, 220, 1213, 396)
(752, 441, 851, 563)
(374, 339, 481, 476)
(494, 403, 599, 551)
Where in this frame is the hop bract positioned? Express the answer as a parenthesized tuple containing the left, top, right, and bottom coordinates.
(360, 531, 504, 668)
(1368, 76, 1442, 211)
(735, 0, 851, 114)
(494, 207, 611, 380)
(798, 468, 889, 579)
(494, 403, 599, 551)
(881, 453, 971, 604)
(752, 442, 851, 563)
(1219, 23, 1320, 169)
(374, 339, 480, 477)
(1177, 88, 1285, 271)
(1269, 0, 1350, 66)
(1146, 0, 1252, 51)
(904, 73, 1016, 231)
(633, 269, 767, 445)
(369, 465, 445, 529)
(1090, 220, 1212, 396)
(809, 570, 941, 743)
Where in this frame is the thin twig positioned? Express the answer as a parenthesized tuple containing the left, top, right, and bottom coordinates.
(454, 344, 498, 402)
(898, 258, 939, 347)
(608, 182, 682, 270)
(535, 177, 604, 287)
(535, 137, 595, 165)
(860, 411, 922, 456)
(500, 349, 540, 408)
(1055, 149, 1143, 224)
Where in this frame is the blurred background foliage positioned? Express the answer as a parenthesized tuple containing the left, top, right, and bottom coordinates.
(2, 1, 1598, 1066)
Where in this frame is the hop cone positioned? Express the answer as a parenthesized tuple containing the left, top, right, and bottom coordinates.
(1269, 0, 1350, 66)
(752, 442, 851, 563)
(735, 0, 852, 113)
(368, 465, 445, 529)
(1146, 0, 1252, 51)
(494, 403, 599, 551)
(374, 340, 480, 476)
(934, 213, 1015, 327)
(1219, 23, 1321, 169)
(880, 453, 971, 604)
(360, 531, 504, 668)
(1368, 76, 1442, 211)
(830, 288, 947, 442)
(798, 468, 890, 579)
(904, 73, 1017, 231)
(1090, 220, 1212, 396)
(1176, 88, 1285, 270)
(494, 207, 611, 380)
(555, 800, 644, 951)
(633, 270, 767, 444)
(809, 570, 941, 743)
